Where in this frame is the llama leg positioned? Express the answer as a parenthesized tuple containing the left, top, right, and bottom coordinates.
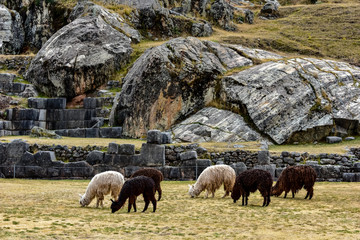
(128, 196, 135, 212)
(151, 198, 157, 213)
(292, 191, 295, 198)
(309, 187, 314, 200)
(305, 191, 309, 199)
(245, 192, 249, 206)
(241, 194, 245, 206)
(204, 190, 209, 199)
(211, 191, 215, 198)
(267, 192, 271, 206)
(157, 185, 162, 201)
(284, 191, 288, 198)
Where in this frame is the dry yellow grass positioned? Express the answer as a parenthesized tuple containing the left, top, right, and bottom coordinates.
(0, 179, 359, 239)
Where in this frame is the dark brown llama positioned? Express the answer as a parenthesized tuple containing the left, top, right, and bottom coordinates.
(131, 168, 164, 201)
(271, 165, 316, 199)
(231, 169, 273, 207)
(111, 176, 157, 213)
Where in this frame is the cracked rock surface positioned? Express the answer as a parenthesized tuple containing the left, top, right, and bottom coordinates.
(171, 107, 263, 142)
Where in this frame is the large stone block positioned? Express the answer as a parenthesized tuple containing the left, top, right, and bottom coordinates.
(68, 128, 86, 138)
(66, 121, 85, 129)
(258, 150, 270, 165)
(113, 155, 141, 167)
(275, 167, 284, 178)
(342, 173, 360, 182)
(119, 144, 135, 155)
(46, 109, 64, 121)
(62, 161, 94, 178)
(254, 164, 276, 178)
(232, 162, 247, 175)
(33, 151, 56, 167)
(353, 162, 360, 172)
(83, 98, 97, 109)
(28, 98, 47, 109)
(140, 143, 165, 166)
(12, 82, 26, 93)
(108, 142, 119, 154)
(46, 98, 66, 109)
(86, 150, 104, 165)
(124, 166, 141, 178)
(180, 151, 197, 161)
(326, 136, 342, 144)
(85, 128, 99, 138)
(161, 132, 172, 144)
(64, 109, 86, 121)
(18, 109, 40, 120)
(147, 130, 162, 144)
(7, 139, 29, 159)
(100, 127, 122, 138)
(0, 143, 8, 165)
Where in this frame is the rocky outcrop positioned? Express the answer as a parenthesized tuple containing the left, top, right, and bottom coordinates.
(171, 107, 263, 142)
(110, 37, 230, 137)
(260, 0, 280, 20)
(0, 4, 24, 54)
(110, 37, 273, 137)
(223, 58, 360, 144)
(208, 0, 236, 31)
(1, 0, 71, 53)
(68, 1, 141, 43)
(25, 16, 132, 99)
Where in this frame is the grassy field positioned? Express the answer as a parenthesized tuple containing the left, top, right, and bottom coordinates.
(0, 179, 359, 239)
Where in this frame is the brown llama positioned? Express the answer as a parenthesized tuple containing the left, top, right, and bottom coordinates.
(271, 165, 316, 199)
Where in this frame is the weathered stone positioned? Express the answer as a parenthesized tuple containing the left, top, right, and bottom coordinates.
(275, 167, 284, 178)
(85, 128, 100, 138)
(191, 21, 213, 37)
(113, 155, 141, 167)
(69, 1, 142, 43)
(209, 0, 236, 31)
(110, 37, 226, 137)
(180, 151, 198, 161)
(320, 158, 336, 165)
(108, 143, 119, 154)
(345, 136, 355, 141)
(119, 144, 135, 155)
(124, 166, 141, 178)
(140, 143, 165, 166)
(33, 151, 56, 167)
(68, 129, 86, 138)
(7, 139, 29, 160)
(86, 150, 104, 165)
(147, 130, 162, 144)
(258, 150, 270, 165)
(161, 132, 172, 144)
(342, 173, 360, 182)
(254, 164, 276, 178)
(223, 58, 360, 144)
(25, 16, 132, 99)
(30, 126, 61, 139)
(326, 136, 342, 144)
(172, 107, 262, 143)
(0, 5, 24, 54)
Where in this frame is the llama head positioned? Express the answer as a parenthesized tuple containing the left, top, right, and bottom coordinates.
(270, 186, 282, 197)
(188, 184, 196, 198)
(110, 199, 123, 213)
(79, 193, 89, 207)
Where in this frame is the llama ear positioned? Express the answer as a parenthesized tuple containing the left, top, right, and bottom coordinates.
(78, 193, 82, 198)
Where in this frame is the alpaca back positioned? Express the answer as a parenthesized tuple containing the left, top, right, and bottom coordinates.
(195, 165, 235, 192)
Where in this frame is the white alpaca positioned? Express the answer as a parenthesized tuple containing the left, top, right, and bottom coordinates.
(188, 165, 236, 198)
(79, 171, 124, 208)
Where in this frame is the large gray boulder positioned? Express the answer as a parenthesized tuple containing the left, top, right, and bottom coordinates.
(69, 1, 141, 43)
(110, 37, 255, 137)
(171, 107, 263, 142)
(209, 0, 236, 31)
(25, 16, 132, 99)
(223, 58, 360, 144)
(0, 5, 24, 54)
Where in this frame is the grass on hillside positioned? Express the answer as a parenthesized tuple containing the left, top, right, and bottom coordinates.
(0, 179, 359, 239)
